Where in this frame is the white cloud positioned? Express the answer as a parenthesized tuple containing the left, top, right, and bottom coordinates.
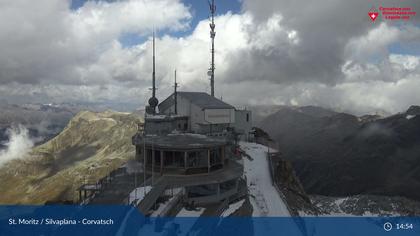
(390, 54, 420, 71)
(0, 0, 191, 85)
(0, 125, 34, 167)
(345, 23, 400, 62)
(0, 0, 419, 115)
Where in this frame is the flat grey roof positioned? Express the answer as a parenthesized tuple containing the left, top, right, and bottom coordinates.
(158, 91, 235, 110)
(178, 92, 234, 109)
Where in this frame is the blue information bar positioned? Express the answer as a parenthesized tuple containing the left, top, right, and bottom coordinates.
(0, 206, 419, 236)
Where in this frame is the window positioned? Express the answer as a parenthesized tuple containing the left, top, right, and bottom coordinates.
(246, 113, 249, 122)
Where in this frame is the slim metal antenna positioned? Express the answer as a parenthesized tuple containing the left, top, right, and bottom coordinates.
(208, 0, 216, 97)
(147, 30, 159, 114)
(152, 31, 156, 99)
(174, 70, 178, 115)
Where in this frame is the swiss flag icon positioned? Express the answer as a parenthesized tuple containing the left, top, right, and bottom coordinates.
(368, 8, 379, 21)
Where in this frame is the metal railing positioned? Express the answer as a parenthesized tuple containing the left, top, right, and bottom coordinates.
(78, 167, 126, 204)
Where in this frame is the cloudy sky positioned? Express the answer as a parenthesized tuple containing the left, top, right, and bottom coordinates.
(0, 0, 419, 115)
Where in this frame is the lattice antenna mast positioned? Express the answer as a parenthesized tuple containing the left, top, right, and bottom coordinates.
(208, 0, 216, 97)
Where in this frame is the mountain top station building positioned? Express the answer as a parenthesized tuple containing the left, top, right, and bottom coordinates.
(132, 90, 252, 214)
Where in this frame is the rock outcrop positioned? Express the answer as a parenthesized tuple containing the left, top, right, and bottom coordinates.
(274, 157, 319, 216)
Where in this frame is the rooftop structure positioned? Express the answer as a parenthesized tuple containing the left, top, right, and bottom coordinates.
(160, 92, 234, 110)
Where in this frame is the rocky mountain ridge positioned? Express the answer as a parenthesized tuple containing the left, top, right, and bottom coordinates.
(0, 110, 142, 204)
(259, 105, 420, 201)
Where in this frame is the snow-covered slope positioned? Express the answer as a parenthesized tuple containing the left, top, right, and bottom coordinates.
(240, 142, 290, 216)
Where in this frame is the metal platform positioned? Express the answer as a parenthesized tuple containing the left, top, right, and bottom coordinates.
(137, 160, 243, 214)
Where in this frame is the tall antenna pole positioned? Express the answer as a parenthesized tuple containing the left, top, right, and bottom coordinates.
(148, 30, 159, 114)
(174, 70, 178, 115)
(208, 0, 216, 97)
(152, 31, 156, 99)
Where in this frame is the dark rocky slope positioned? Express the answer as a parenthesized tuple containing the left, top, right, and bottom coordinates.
(259, 105, 420, 201)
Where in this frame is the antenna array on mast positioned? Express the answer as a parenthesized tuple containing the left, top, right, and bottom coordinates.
(208, 0, 216, 97)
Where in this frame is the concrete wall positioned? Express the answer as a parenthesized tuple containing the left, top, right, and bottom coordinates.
(204, 109, 235, 124)
(159, 95, 193, 131)
(189, 102, 203, 132)
(159, 95, 190, 116)
(144, 117, 189, 135)
(233, 110, 253, 140)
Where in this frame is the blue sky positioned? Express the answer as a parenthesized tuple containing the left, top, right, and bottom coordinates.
(389, 41, 420, 55)
(71, 0, 242, 47)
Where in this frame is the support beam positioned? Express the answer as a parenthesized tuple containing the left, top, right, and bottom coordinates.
(152, 150, 155, 169)
(143, 148, 147, 168)
(152, 149, 155, 184)
(208, 149, 211, 173)
(184, 152, 187, 171)
(221, 146, 225, 165)
(160, 151, 164, 176)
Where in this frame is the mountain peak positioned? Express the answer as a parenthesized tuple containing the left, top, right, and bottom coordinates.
(0, 110, 143, 204)
(406, 105, 420, 116)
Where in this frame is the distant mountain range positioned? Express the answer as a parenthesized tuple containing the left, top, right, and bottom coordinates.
(0, 102, 141, 149)
(258, 105, 420, 201)
(0, 103, 81, 149)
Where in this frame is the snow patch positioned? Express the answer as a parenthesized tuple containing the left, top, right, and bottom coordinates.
(128, 186, 152, 205)
(334, 197, 348, 206)
(177, 207, 205, 217)
(406, 115, 416, 120)
(150, 188, 183, 217)
(221, 199, 245, 217)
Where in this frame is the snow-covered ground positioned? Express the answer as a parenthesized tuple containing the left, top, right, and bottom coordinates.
(221, 199, 245, 217)
(128, 186, 152, 205)
(240, 142, 304, 236)
(177, 207, 205, 217)
(240, 141, 290, 216)
(150, 188, 183, 217)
